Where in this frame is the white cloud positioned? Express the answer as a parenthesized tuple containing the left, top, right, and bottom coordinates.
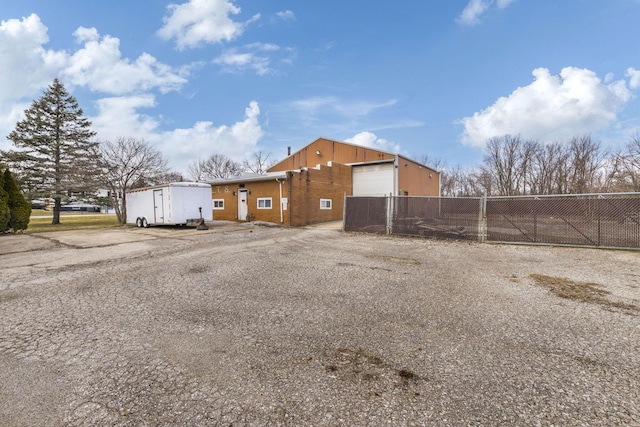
(215, 51, 269, 75)
(275, 10, 295, 21)
(213, 43, 280, 76)
(91, 98, 264, 172)
(0, 14, 64, 104)
(345, 131, 401, 154)
(155, 101, 264, 171)
(92, 95, 160, 139)
(0, 14, 67, 148)
(290, 96, 397, 118)
(0, 15, 190, 152)
(214, 43, 288, 75)
(458, 67, 634, 147)
(0, 12, 263, 172)
(457, 0, 515, 25)
(0, 102, 31, 151)
(157, 0, 260, 50)
(627, 67, 640, 89)
(0, 15, 188, 104)
(270, 96, 415, 144)
(63, 27, 188, 95)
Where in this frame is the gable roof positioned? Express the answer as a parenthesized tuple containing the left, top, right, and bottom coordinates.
(268, 137, 438, 173)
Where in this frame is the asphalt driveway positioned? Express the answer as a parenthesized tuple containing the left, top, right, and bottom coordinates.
(1, 224, 639, 425)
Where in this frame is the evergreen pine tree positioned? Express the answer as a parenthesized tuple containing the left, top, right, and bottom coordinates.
(2, 78, 97, 224)
(0, 171, 9, 232)
(3, 169, 31, 232)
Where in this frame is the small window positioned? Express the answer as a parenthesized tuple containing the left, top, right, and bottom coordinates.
(212, 199, 224, 210)
(320, 198, 332, 210)
(257, 197, 272, 209)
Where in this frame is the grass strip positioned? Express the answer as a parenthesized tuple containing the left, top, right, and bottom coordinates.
(25, 214, 120, 234)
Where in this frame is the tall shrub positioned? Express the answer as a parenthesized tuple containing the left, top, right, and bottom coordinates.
(0, 172, 9, 232)
(3, 169, 31, 232)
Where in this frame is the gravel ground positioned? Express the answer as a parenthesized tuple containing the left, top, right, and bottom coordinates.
(1, 223, 639, 426)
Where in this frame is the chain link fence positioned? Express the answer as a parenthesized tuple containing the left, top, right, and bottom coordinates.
(344, 193, 640, 249)
(343, 197, 388, 234)
(390, 196, 483, 241)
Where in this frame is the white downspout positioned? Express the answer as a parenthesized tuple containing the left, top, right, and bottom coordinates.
(276, 178, 283, 223)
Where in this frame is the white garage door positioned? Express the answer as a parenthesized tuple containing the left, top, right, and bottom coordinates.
(352, 163, 394, 196)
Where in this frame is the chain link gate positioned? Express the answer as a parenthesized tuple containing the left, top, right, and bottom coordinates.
(485, 193, 640, 248)
(389, 196, 483, 240)
(344, 193, 640, 249)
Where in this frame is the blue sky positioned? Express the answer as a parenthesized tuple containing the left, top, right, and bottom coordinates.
(1, 0, 640, 174)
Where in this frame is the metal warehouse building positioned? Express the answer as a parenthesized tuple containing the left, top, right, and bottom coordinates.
(209, 137, 440, 226)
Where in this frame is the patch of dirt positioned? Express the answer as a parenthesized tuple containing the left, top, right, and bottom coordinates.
(185, 264, 210, 274)
(336, 262, 393, 272)
(529, 274, 638, 314)
(322, 348, 423, 388)
(367, 255, 421, 265)
(324, 347, 384, 382)
(0, 290, 21, 304)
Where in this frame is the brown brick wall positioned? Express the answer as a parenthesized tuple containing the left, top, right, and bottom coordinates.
(211, 183, 237, 221)
(210, 162, 352, 226)
(288, 162, 352, 226)
(243, 180, 285, 223)
(211, 180, 285, 223)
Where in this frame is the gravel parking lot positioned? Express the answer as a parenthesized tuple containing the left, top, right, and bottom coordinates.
(1, 223, 639, 426)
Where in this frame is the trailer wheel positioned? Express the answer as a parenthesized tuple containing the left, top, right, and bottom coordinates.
(142, 217, 149, 228)
(136, 218, 143, 228)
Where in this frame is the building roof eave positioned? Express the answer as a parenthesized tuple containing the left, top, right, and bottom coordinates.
(208, 172, 288, 185)
(346, 159, 395, 167)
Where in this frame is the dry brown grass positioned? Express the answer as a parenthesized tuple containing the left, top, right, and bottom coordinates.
(26, 213, 119, 233)
(529, 274, 638, 313)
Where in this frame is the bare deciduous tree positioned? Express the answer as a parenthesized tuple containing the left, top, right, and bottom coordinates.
(98, 137, 169, 224)
(526, 141, 570, 195)
(438, 166, 486, 197)
(187, 154, 243, 181)
(478, 134, 608, 196)
(412, 154, 446, 171)
(186, 158, 208, 182)
(243, 151, 276, 174)
(567, 135, 604, 193)
(611, 133, 640, 191)
(482, 135, 533, 196)
(157, 171, 185, 184)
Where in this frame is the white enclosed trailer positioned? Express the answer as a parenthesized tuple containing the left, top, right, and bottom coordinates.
(126, 182, 212, 227)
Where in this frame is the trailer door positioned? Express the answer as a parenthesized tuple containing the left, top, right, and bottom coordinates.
(153, 189, 165, 223)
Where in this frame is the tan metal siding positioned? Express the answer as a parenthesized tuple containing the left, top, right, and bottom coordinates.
(397, 157, 440, 196)
(269, 138, 395, 172)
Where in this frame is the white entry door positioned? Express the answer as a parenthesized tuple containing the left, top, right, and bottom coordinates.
(153, 189, 165, 223)
(238, 189, 248, 220)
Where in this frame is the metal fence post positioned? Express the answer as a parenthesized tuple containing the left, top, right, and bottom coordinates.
(342, 192, 347, 232)
(386, 193, 393, 235)
(478, 192, 487, 243)
(533, 196, 538, 243)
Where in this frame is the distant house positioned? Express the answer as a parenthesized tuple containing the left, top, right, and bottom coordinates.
(208, 137, 440, 226)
